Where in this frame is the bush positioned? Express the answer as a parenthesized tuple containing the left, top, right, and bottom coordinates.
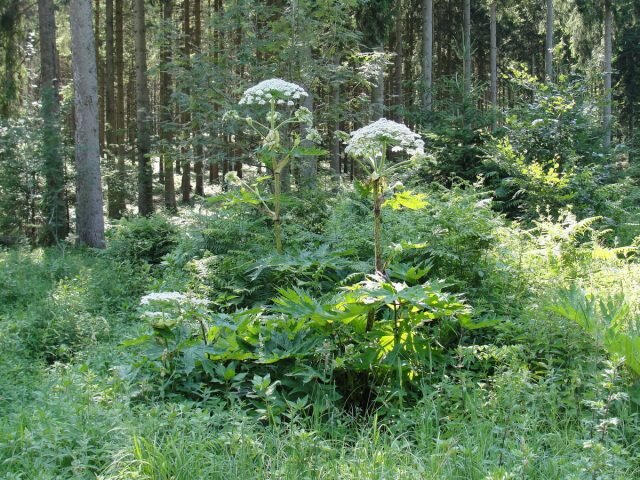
(107, 215, 179, 265)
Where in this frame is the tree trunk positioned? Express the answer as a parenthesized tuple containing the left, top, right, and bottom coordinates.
(193, 0, 204, 196)
(94, 0, 104, 154)
(330, 80, 341, 182)
(38, 0, 69, 244)
(134, 0, 154, 215)
(422, 0, 433, 113)
(392, 0, 403, 122)
(372, 46, 385, 120)
(160, 0, 177, 210)
(603, 0, 613, 148)
(490, 1, 497, 129)
(105, 0, 121, 218)
(463, 0, 471, 98)
(70, 0, 106, 248)
(114, 0, 126, 214)
(545, 0, 553, 82)
(180, 0, 192, 203)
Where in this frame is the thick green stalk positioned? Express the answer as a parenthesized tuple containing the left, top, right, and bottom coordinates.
(273, 170, 283, 253)
(373, 177, 383, 273)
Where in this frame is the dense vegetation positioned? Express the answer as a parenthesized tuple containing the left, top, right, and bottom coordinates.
(1, 0, 640, 478)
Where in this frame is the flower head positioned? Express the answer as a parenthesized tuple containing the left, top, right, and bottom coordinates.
(140, 291, 210, 307)
(344, 118, 424, 158)
(239, 78, 308, 106)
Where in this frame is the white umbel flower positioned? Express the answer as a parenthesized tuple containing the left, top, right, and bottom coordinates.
(344, 118, 424, 158)
(140, 292, 210, 306)
(239, 78, 308, 105)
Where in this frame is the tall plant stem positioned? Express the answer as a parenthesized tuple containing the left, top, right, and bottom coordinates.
(274, 170, 283, 253)
(373, 176, 383, 273)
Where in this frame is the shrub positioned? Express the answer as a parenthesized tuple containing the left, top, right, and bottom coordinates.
(107, 215, 178, 265)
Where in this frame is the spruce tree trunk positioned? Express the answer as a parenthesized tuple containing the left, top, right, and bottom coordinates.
(330, 80, 341, 182)
(545, 0, 553, 82)
(38, 0, 69, 244)
(193, 0, 204, 196)
(105, 0, 122, 218)
(70, 0, 106, 248)
(161, 0, 177, 210)
(603, 0, 613, 148)
(134, 0, 154, 215)
(372, 46, 385, 121)
(463, 0, 471, 98)
(422, 0, 433, 113)
(490, 1, 497, 129)
(392, 0, 403, 122)
(114, 0, 126, 214)
(180, 0, 192, 203)
(94, 0, 104, 154)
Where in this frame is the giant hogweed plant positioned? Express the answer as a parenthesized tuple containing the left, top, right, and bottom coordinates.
(221, 79, 325, 253)
(344, 118, 426, 274)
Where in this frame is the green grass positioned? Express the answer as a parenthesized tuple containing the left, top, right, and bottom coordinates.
(1, 237, 640, 479)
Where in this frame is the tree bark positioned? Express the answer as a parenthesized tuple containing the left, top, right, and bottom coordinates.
(105, 0, 121, 218)
(545, 0, 553, 82)
(38, 0, 69, 244)
(114, 0, 126, 214)
(70, 0, 106, 248)
(422, 0, 433, 113)
(160, 0, 177, 210)
(490, 1, 497, 129)
(392, 0, 403, 122)
(134, 0, 154, 215)
(603, 0, 613, 148)
(193, 0, 204, 196)
(463, 0, 471, 98)
(372, 46, 385, 120)
(180, 0, 192, 203)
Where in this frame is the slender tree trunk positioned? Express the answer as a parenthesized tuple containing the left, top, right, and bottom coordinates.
(38, 0, 69, 244)
(70, 0, 106, 248)
(94, 0, 104, 154)
(114, 0, 126, 214)
(330, 80, 341, 182)
(422, 0, 433, 113)
(372, 46, 385, 120)
(545, 0, 553, 82)
(490, 1, 497, 129)
(160, 0, 177, 210)
(180, 0, 192, 203)
(603, 0, 613, 148)
(463, 0, 471, 98)
(105, 0, 122, 218)
(134, 0, 153, 215)
(193, 0, 204, 196)
(392, 0, 403, 122)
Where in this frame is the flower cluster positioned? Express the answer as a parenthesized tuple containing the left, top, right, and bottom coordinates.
(344, 118, 425, 158)
(140, 292, 210, 306)
(239, 78, 308, 106)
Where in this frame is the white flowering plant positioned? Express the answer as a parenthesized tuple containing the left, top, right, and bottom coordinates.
(344, 118, 427, 273)
(224, 78, 326, 253)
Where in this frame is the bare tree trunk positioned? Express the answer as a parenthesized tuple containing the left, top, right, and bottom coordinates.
(94, 0, 104, 155)
(160, 0, 177, 210)
(603, 0, 613, 148)
(372, 46, 385, 120)
(392, 0, 403, 122)
(114, 0, 126, 214)
(180, 0, 192, 203)
(134, 0, 154, 215)
(490, 1, 497, 129)
(193, 0, 204, 196)
(463, 0, 471, 98)
(70, 0, 106, 247)
(38, 0, 69, 243)
(545, 0, 553, 82)
(422, 0, 433, 113)
(105, 0, 121, 218)
(330, 80, 341, 182)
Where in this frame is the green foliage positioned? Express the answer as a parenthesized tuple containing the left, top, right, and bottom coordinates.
(107, 214, 179, 265)
(485, 71, 611, 219)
